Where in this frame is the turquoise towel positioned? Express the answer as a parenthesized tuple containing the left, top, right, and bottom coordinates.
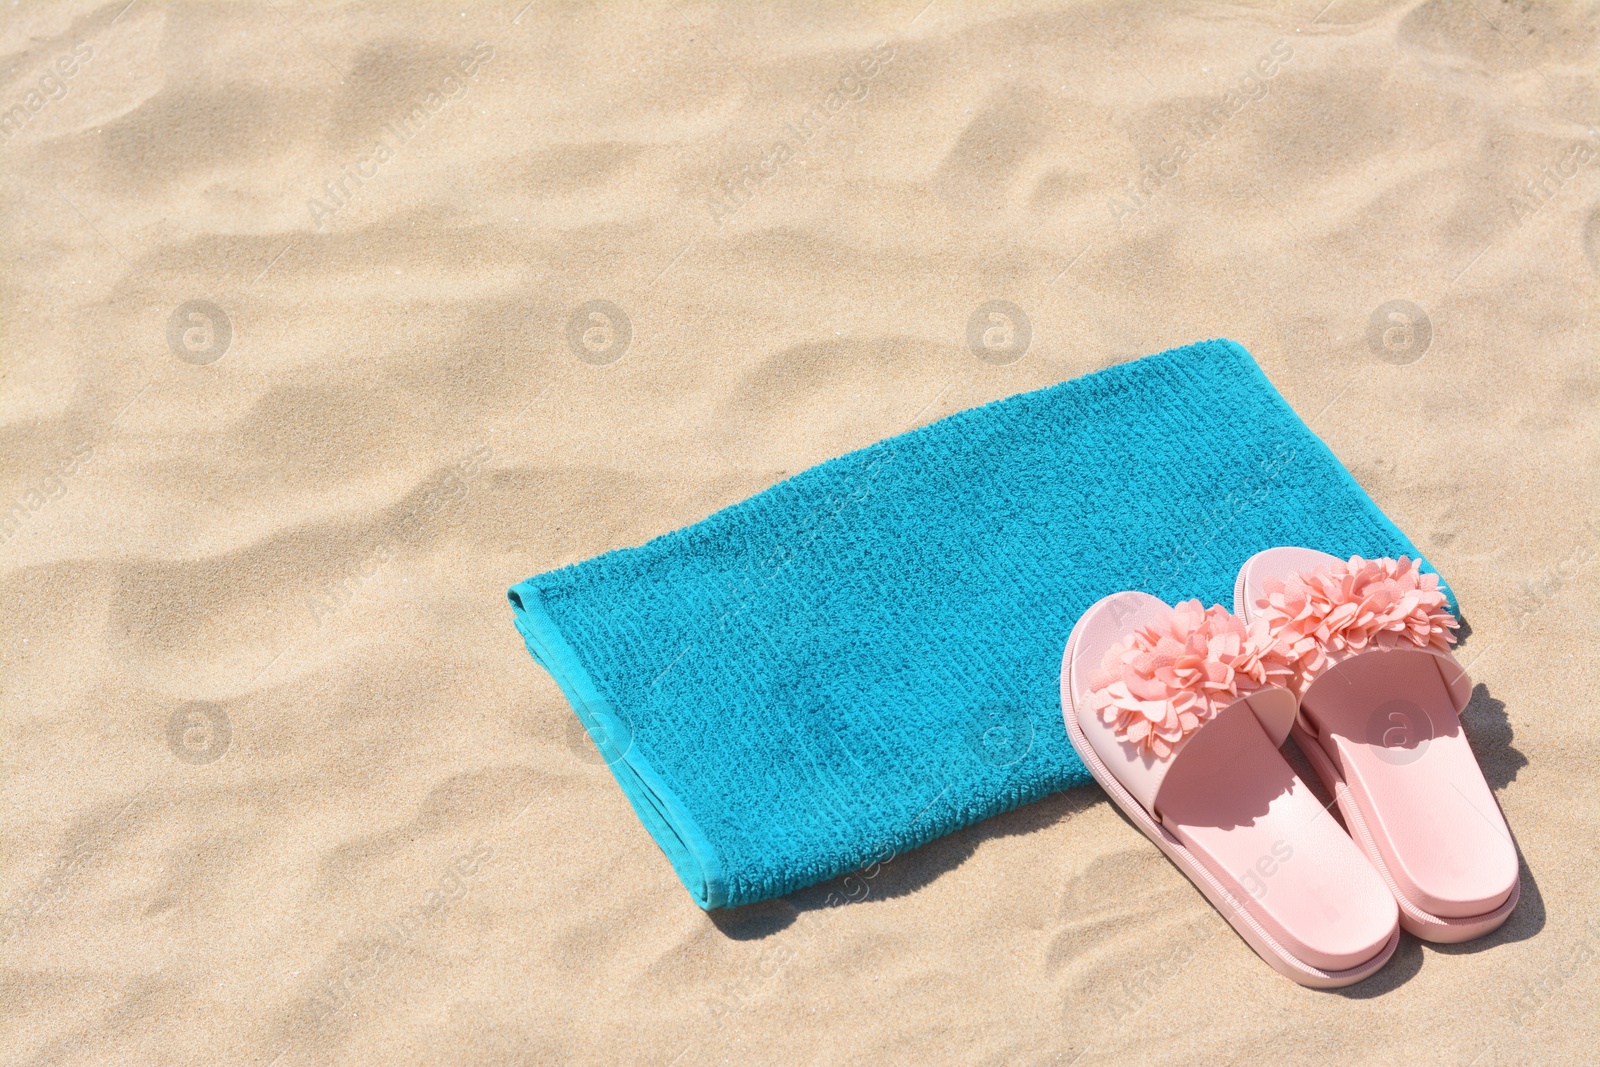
(508, 339, 1445, 909)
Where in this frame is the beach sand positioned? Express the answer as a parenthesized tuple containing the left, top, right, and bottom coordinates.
(3, 1, 1598, 1063)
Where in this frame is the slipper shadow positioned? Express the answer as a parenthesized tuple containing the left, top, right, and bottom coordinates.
(1460, 683, 1528, 791)
(711, 680, 1536, 952)
(1329, 933, 1426, 997)
(1332, 854, 1546, 998)
(1429, 850, 1546, 951)
(1426, 681, 1542, 944)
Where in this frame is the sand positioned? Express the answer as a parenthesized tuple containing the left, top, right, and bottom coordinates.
(2, 0, 1598, 1063)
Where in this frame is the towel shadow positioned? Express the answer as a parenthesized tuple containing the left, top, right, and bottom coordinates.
(708, 786, 1102, 941)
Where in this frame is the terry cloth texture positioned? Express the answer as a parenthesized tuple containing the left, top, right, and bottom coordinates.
(507, 339, 1448, 909)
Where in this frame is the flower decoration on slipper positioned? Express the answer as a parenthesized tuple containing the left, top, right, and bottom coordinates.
(1087, 601, 1292, 758)
(1253, 555, 1458, 692)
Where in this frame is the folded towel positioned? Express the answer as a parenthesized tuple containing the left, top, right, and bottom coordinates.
(508, 339, 1446, 909)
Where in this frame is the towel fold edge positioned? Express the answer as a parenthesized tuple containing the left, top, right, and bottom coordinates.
(507, 581, 728, 909)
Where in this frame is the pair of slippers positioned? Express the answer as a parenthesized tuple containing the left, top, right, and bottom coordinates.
(1060, 547, 1520, 988)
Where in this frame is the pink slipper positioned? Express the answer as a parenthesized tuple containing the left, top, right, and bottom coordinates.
(1234, 549, 1521, 943)
(1061, 593, 1400, 987)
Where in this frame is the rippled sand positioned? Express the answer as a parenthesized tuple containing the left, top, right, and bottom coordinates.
(3, 1, 1598, 1063)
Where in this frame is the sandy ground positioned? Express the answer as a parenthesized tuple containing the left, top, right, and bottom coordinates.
(2, 1, 1598, 1064)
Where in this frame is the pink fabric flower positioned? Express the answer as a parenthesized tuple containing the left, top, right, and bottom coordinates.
(1087, 601, 1291, 759)
(1253, 555, 1458, 693)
